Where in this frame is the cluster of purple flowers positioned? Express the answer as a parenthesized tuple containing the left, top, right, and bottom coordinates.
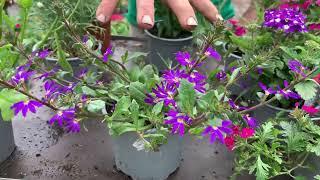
(264, 8, 308, 33)
(49, 109, 80, 133)
(202, 120, 233, 144)
(11, 63, 34, 85)
(165, 110, 192, 136)
(43, 80, 77, 100)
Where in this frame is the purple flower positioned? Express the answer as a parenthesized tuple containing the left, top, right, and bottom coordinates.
(49, 109, 75, 127)
(258, 82, 276, 95)
(204, 47, 221, 62)
(65, 120, 81, 133)
(277, 80, 300, 100)
(35, 68, 57, 80)
(152, 82, 177, 107)
(82, 35, 89, 43)
(216, 70, 227, 81)
(188, 71, 206, 83)
(60, 83, 77, 94)
(103, 46, 113, 62)
(257, 67, 263, 75)
(242, 114, 257, 128)
(37, 49, 51, 59)
(228, 99, 247, 111)
(202, 120, 233, 144)
(175, 51, 195, 67)
(162, 69, 187, 86)
(11, 100, 43, 117)
(77, 68, 88, 79)
(193, 81, 206, 93)
(44, 80, 61, 99)
(11, 70, 34, 85)
(288, 60, 307, 77)
(263, 8, 308, 33)
(165, 110, 192, 136)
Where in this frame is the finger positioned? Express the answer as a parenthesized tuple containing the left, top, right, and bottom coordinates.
(136, 0, 155, 29)
(96, 0, 119, 23)
(189, 0, 223, 22)
(165, 0, 197, 31)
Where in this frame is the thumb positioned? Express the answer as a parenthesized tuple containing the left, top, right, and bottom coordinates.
(96, 0, 119, 23)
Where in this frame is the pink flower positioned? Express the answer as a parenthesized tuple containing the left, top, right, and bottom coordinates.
(228, 19, 238, 26)
(224, 136, 235, 150)
(300, 0, 313, 10)
(314, 74, 320, 84)
(235, 26, 247, 36)
(111, 13, 124, 21)
(231, 125, 240, 136)
(316, 0, 320, 6)
(240, 128, 255, 139)
(309, 23, 320, 31)
(302, 105, 319, 115)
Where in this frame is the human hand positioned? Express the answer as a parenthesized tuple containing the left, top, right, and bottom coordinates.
(96, 0, 223, 31)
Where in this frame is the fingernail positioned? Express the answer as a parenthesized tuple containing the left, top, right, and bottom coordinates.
(187, 17, 198, 26)
(97, 14, 106, 23)
(216, 14, 224, 21)
(142, 15, 153, 26)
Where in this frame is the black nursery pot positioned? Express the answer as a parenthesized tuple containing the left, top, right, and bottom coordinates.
(144, 30, 193, 71)
(0, 113, 15, 165)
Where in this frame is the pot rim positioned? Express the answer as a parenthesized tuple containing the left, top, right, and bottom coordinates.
(144, 30, 193, 42)
(45, 57, 81, 62)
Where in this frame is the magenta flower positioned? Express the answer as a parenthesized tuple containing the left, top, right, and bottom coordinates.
(240, 127, 255, 139)
(202, 120, 233, 144)
(242, 114, 257, 128)
(302, 105, 319, 116)
(152, 82, 177, 107)
(11, 100, 43, 117)
(204, 47, 221, 62)
(103, 46, 113, 62)
(175, 51, 195, 67)
(162, 69, 187, 86)
(235, 26, 247, 36)
(258, 82, 276, 95)
(49, 109, 75, 127)
(165, 110, 192, 136)
(309, 23, 320, 31)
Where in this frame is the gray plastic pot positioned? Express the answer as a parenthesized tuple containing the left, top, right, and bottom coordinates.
(145, 30, 193, 71)
(45, 57, 83, 76)
(294, 155, 320, 179)
(112, 132, 183, 180)
(0, 113, 15, 164)
(252, 103, 292, 124)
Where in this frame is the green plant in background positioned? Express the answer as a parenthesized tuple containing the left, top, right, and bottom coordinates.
(233, 109, 320, 179)
(31, 0, 101, 56)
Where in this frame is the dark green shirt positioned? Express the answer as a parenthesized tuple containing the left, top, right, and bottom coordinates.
(126, 0, 235, 26)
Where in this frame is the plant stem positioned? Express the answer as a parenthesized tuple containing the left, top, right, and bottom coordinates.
(0, 79, 58, 111)
(0, 0, 5, 40)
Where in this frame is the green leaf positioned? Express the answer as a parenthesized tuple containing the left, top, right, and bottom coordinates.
(143, 134, 166, 138)
(178, 79, 196, 115)
(110, 122, 136, 136)
(129, 82, 146, 105)
(139, 64, 155, 83)
(81, 86, 96, 97)
(314, 175, 320, 180)
(255, 156, 270, 180)
(54, 32, 73, 74)
(127, 52, 148, 62)
(0, 89, 27, 121)
(230, 34, 251, 51)
(111, 96, 131, 120)
(294, 80, 318, 100)
(130, 100, 143, 128)
(87, 100, 105, 113)
(228, 67, 242, 85)
(152, 101, 164, 115)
